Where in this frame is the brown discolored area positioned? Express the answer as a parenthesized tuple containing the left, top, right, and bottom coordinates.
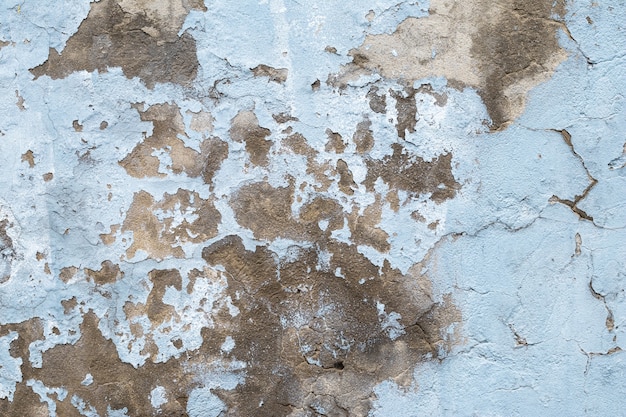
(391, 86, 417, 140)
(62, 297, 78, 314)
(120, 103, 228, 185)
(59, 266, 78, 283)
(299, 197, 345, 234)
(334, 0, 568, 130)
(0, 219, 14, 276)
(187, 109, 213, 133)
(42, 172, 53, 182)
(21, 150, 34, 168)
(123, 269, 185, 359)
(201, 235, 460, 416)
(72, 120, 83, 132)
(251, 64, 288, 84)
(15, 91, 25, 111)
(367, 85, 387, 114)
(122, 188, 220, 260)
(272, 113, 299, 124)
(1, 312, 195, 417)
(417, 83, 448, 107)
(470, 0, 568, 129)
(198, 137, 229, 188)
(230, 175, 408, 253)
(0, 318, 47, 416)
(325, 128, 346, 153)
(283, 133, 316, 157)
(352, 117, 375, 153)
(230, 180, 304, 241)
(336, 159, 357, 195)
(85, 260, 124, 285)
(229, 110, 273, 167)
(99, 224, 119, 246)
(30, 0, 202, 88)
(364, 143, 460, 203)
(347, 196, 390, 252)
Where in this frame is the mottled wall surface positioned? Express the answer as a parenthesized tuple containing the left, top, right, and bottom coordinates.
(0, 0, 625, 416)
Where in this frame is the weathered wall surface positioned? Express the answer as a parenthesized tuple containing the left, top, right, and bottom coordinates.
(0, 0, 625, 416)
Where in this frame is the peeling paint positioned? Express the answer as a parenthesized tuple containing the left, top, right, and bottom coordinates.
(0, 0, 625, 415)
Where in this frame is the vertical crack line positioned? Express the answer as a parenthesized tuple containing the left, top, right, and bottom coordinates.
(546, 18, 596, 66)
(549, 129, 598, 222)
(589, 279, 617, 334)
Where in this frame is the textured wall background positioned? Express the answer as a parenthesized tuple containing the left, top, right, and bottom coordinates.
(0, 0, 625, 416)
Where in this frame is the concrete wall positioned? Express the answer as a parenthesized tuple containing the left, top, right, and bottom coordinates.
(0, 0, 624, 415)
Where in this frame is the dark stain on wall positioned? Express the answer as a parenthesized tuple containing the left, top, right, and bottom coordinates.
(202, 235, 459, 416)
(364, 143, 460, 203)
(30, 0, 202, 88)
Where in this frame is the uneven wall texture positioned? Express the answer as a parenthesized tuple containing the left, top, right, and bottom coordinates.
(0, 0, 625, 416)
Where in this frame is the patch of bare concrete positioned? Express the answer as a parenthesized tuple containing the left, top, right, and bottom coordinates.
(122, 189, 220, 260)
(331, 0, 568, 130)
(202, 236, 460, 416)
(229, 110, 273, 167)
(364, 143, 460, 203)
(251, 64, 289, 84)
(119, 103, 228, 186)
(30, 0, 205, 88)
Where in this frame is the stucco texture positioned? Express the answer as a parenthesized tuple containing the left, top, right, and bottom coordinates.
(0, 0, 625, 416)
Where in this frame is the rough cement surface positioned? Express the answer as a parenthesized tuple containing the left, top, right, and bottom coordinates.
(0, 0, 625, 416)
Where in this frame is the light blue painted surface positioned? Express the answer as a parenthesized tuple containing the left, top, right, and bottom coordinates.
(0, 0, 623, 415)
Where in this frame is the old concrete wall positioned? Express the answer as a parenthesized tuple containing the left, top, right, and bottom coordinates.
(0, 0, 624, 416)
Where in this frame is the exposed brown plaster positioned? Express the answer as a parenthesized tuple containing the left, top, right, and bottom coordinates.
(251, 64, 289, 84)
(367, 85, 387, 114)
(99, 224, 119, 246)
(120, 103, 199, 178)
(272, 113, 299, 124)
(0, 319, 47, 416)
(347, 196, 390, 252)
(336, 159, 357, 195)
(187, 110, 214, 133)
(21, 150, 34, 168)
(417, 83, 448, 107)
(283, 133, 317, 157)
(72, 120, 83, 132)
(30, 0, 202, 88)
(391, 87, 417, 139)
(122, 189, 220, 260)
(332, 0, 568, 130)
(85, 260, 124, 285)
(364, 143, 460, 203)
(119, 103, 228, 185)
(202, 236, 461, 416)
(230, 181, 304, 241)
(123, 269, 185, 359)
(59, 266, 78, 283)
(15, 91, 25, 111)
(2, 312, 193, 417)
(229, 110, 273, 167)
(325, 128, 346, 153)
(198, 137, 229, 189)
(352, 117, 375, 154)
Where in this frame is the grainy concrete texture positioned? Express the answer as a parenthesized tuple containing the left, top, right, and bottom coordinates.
(0, 0, 625, 416)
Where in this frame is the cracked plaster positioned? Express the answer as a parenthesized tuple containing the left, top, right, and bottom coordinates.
(0, 0, 625, 416)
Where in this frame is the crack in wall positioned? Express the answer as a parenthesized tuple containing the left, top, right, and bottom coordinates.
(548, 129, 598, 223)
